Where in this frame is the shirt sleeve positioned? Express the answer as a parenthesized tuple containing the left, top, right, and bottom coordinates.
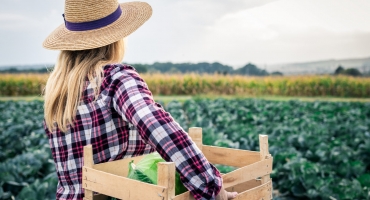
(108, 65, 223, 200)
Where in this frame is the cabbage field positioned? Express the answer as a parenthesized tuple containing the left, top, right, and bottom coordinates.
(0, 99, 369, 200)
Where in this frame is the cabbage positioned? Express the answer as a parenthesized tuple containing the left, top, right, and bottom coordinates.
(127, 152, 188, 195)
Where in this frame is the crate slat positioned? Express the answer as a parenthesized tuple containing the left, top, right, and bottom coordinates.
(172, 191, 196, 200)
(259, 135, 273, 199)
(189, 127, 203, 151)
(233, 181, 272, 200)
(203, 145, 261, 167)
(93, 154, 146, 177)
(226, 179, 262, 193)
(83, 166, 167, 200)
(222, 157, 273, 189)
(158, 162, 176, 199)
(83, 145, 94, 200)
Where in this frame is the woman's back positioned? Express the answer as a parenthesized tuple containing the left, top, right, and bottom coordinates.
(44, 64, 154, 199)
(44, 64, 223, 200)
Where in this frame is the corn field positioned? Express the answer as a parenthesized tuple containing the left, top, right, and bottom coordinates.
(1, 73, 370, 97)
(0, 74, 48, 96)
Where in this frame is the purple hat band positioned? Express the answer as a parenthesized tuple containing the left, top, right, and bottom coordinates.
(63, 5, 122, 31)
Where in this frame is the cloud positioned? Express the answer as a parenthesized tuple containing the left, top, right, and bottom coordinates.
(171, 0, 370, 66)
(121, 0, 370, 67)
(0, 0, 370, 67)
(121, 0, 279, 64)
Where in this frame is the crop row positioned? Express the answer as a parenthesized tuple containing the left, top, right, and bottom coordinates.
(1, 73, 370, 97)
(169, 98, 370, 199)
(0, 101, 57, 199)
(0, 99, 369, 199)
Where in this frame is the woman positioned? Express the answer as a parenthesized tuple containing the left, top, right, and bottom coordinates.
(42, 0, 238, 199)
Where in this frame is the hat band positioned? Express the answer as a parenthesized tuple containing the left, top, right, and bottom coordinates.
(63, 5, 122, 31)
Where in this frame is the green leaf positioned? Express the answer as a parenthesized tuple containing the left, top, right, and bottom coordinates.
(126, 153, 188, 195)
(17, 185, 38, 200)
(175, 172, 188, 195)
(358, 174, 370, 187)
(291, 184, 305, 197)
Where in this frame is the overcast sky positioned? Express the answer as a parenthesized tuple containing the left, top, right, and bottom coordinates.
(0, 0, 369, 68)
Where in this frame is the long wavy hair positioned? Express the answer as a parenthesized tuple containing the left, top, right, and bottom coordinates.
(43, 39, 125, 133)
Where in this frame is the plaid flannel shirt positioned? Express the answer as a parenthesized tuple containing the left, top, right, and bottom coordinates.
(43, 64, 222, 200)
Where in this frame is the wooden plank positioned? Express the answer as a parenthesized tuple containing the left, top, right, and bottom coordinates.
(173, 191, 196, 200)
(173, 180, 269, 200)
(222, 157, 272, 189)
(259, 135, 269, 160)
(225, 179, 262, 193)
(188, 127, 203, 151)
(258, 136, 270, 182)
(233, 181, 272, 200)
(83, 166, 167, 200)
(83, 145, 94, 200)
(158, 162, 176, 200)
(259, 135, 272, 199)
(202, 145, 261, 167)
(93, 154, 146, 177)
(260, 176, 271, 183)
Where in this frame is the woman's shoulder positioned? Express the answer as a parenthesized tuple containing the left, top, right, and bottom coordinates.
(101, 63, 151, 104)
(102, 63, 146, 88)
(103, 63, 139, 76)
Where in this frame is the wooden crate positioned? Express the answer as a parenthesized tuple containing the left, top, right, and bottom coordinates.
(82, 127, 273, 200)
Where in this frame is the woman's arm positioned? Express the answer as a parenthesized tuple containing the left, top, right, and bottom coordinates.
(108, 65, 222, 200)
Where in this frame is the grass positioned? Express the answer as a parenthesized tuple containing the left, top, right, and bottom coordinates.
(1, 95, 370, 105)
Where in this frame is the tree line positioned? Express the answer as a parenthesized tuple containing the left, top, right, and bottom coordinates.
(334, 66, 364, 77)
(1, 62, 368, 77)
(0, 62, 282, 76)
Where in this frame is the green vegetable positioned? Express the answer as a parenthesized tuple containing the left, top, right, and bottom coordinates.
(127, 152, 188, 195)
(127, 161, 154, 184)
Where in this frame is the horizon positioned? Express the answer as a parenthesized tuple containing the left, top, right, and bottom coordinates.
(1, 55, 369, 70)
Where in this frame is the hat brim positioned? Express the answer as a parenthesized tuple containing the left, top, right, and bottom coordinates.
(43, 2, 152, 50)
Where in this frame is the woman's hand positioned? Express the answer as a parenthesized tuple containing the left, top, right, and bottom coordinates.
(215, 179, 238, 200)
(216, 189, 238, 200)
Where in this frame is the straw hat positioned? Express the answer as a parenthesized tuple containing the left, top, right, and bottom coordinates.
(43, 0, 152, 50)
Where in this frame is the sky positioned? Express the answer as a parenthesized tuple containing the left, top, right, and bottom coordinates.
(0, 0, 370, 68)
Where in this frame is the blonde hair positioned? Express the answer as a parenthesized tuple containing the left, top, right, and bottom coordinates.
(43, 39, 125, 133)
